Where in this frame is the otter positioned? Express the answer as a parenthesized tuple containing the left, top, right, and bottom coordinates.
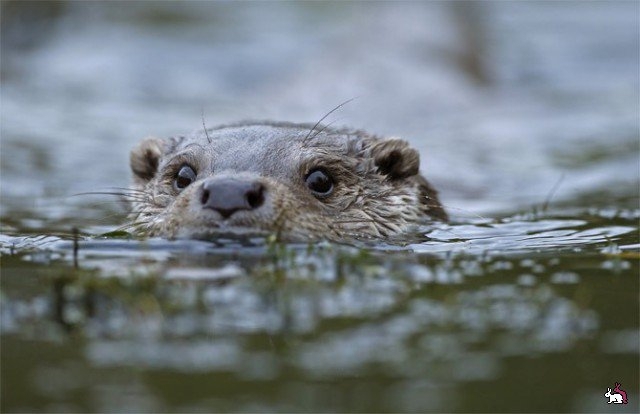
(127, 121, 447, 242)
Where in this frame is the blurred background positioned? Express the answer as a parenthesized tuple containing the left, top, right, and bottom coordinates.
(1, 0, 638, 232)
(1, 2, 639, 413)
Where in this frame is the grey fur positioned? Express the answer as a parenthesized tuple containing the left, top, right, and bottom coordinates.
(127, 121, 447, 242)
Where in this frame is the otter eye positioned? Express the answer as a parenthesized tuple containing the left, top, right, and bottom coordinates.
(305, 169, 334, 197)
(174, 165, 196, 190)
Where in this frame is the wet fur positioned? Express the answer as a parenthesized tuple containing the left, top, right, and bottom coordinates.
(128, 121, 447, 242)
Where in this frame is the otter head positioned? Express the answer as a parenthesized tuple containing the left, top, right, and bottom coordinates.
(128, 122, 446, 242)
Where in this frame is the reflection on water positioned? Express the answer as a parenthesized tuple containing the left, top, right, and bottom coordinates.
(1, 211, 638, 411)
(1, 218, 638, 411)
(1, 1, 639, 412)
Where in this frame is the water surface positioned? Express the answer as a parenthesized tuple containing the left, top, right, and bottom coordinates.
(1, 2, 638, 412)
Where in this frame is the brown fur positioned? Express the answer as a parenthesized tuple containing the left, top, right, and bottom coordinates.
(126, 122, 447, 242)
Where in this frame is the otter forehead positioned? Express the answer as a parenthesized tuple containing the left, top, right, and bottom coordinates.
(165, 123, 366, 177)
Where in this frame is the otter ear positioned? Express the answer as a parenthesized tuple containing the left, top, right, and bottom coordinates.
(369, 138, 420, 180)
(130, 137, 164, 184)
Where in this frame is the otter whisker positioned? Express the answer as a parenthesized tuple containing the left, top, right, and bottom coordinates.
(73, 188, 152, 197)
(102, 186, 149, 193)
(87, 211, 135, 224)
(303, 97, 358, 143)
(104, 188, 152, 198)
(309, 117, 342, 142)
(201, 108, 212, 144)
(71, 192, 149, 202)
(429, 203, 490, 221)
(79, 201, 138, 209)
(115, 219, 153, 233)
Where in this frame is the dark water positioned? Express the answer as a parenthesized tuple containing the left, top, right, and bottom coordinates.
(1, 2, 638, 412)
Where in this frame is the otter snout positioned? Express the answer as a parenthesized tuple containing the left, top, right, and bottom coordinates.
(200, 177, 265, 219)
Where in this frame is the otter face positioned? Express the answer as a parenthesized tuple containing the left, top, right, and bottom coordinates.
(128, 122, 446, 242)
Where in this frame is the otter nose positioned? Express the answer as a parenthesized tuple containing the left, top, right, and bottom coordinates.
(200, 178, 265, 218)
